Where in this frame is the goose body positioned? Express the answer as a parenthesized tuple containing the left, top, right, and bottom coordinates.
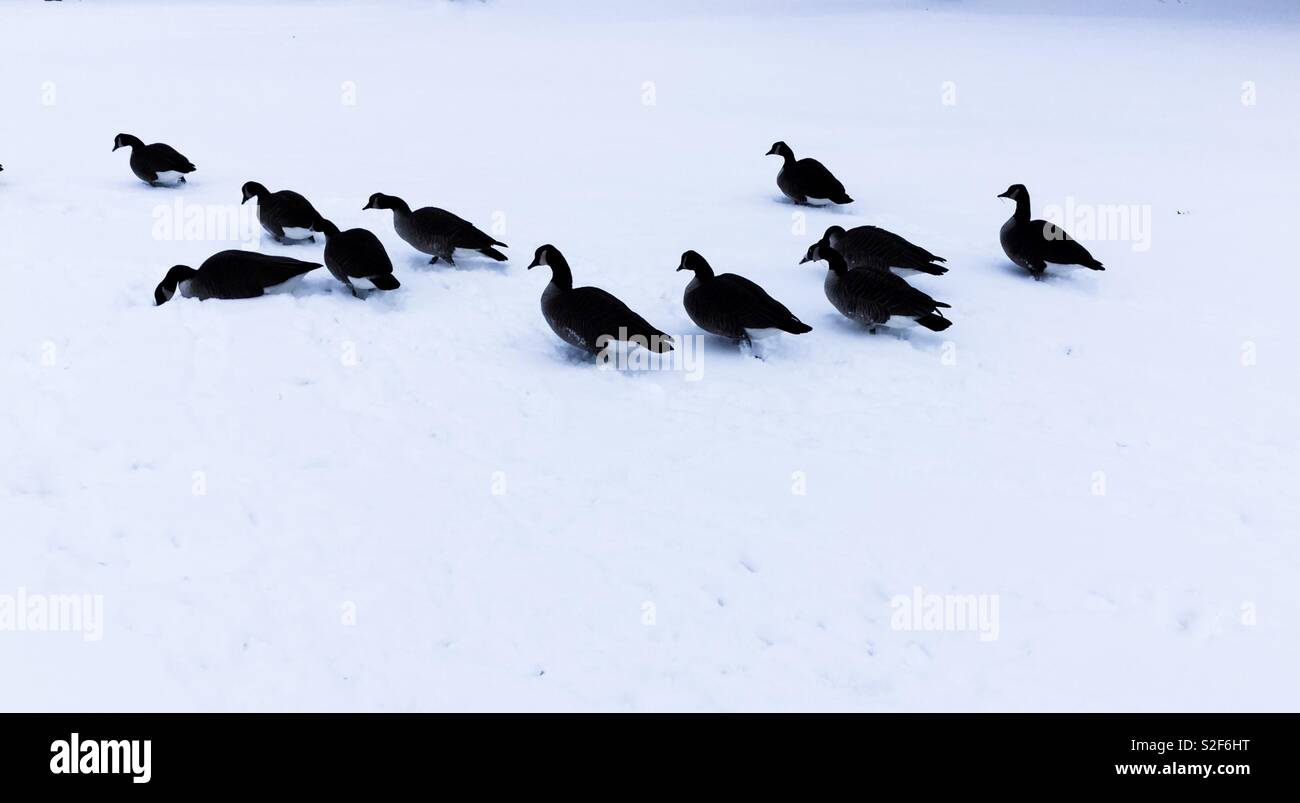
(528, 245, 673, 354)
(766, 141, 852, 206)
(677, 251, 811, 344)
(113, 134, 196, 186)
(153, 250, 321, 305)
(363, 193, 507, 265)
(816, 225, 947, 277)
(241, 182, 323, 243)
(315, 218, 399, 296)
(997, 184, 1104, 278)
(804, 244, 951, 332)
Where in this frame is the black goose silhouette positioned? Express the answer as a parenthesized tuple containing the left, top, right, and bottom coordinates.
(527, 244, 673, 354)
(765, 141, 852, 206)
(315, 218, 400, 297)
(241, 182, 323, 244)
(363, 193, 506, 265)
(112, 134, 195, 187)
(154, 250, 321, 305)
(803, 243, 951, 333)
(677, 250, 811, 345)
(998, 184, 1104, 279)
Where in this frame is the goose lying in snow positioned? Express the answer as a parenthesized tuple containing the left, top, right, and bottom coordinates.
(153, 250, 321, 305)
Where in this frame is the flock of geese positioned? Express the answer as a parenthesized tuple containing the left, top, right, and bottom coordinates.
(95, 133, 1106, 355)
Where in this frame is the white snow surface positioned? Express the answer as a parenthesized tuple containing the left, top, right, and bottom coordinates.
(1, 0, 1298, 711)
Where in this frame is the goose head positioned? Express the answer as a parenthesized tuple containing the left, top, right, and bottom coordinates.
(765, 141, 795, 160)
(154, 265, 197, 306)
(112, 133, 142, 152)
(800, 243, 847, 272)
(527, 244, 574, 288)
(240, 181, 269, 204)
(527, 244, 562, 270)
(997, 183, 1028, 201)
(676, 250, 714, 279)
(821, 225, 846, 242)
(363, 192, 399, 211)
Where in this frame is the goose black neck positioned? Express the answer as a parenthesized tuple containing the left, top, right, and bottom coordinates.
(1013, 191, 1031, 222)
(315, 218, 341, 237)
(547, 252, 574, 290)
(387, 196, 413, 217)
(120, 135, 144, 149)
(823, 249, 849, 275)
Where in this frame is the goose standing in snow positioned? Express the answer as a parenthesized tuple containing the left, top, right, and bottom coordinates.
(997, 184, 1104, 279)
(363, 193, 507, 265)
(241, 182, 323, 244)
(802, 243, 951, 332)
(153, 250, 321, 305)
(315, 217, 400, 297)
(811, 225, 947, 277)
(528, 244, 673, 354)
(112, 134, 196, 187)
(765, 141, 853, 206)
(677, 250, 811, 345)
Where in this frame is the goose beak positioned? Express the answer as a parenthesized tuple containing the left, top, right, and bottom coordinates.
(798, 255, 811, 264)
(362, 200, 375, 210)
(526, 258, 540, 270)
(112, 144, 121, 152)
(240, 196, 250, 205)
(997, 190, 1012, 199)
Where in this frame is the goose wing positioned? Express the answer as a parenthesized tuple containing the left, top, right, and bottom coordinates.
(202, 250, 322, 287)
(840, 268, 945, 319)
(794, 158, 848, 199)
(330, 229, 393, 279)
(556, 287, 671, 349)
(417, 207, 499, 250)
(145, 142, 196, 172)
(1032, 219, 1103, 267)
(841, 226, 947, 270)
(266, 191, 322, 227)
(709, 274, 808, 330)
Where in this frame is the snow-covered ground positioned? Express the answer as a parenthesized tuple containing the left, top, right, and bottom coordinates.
(1, 0, 1297, 711)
